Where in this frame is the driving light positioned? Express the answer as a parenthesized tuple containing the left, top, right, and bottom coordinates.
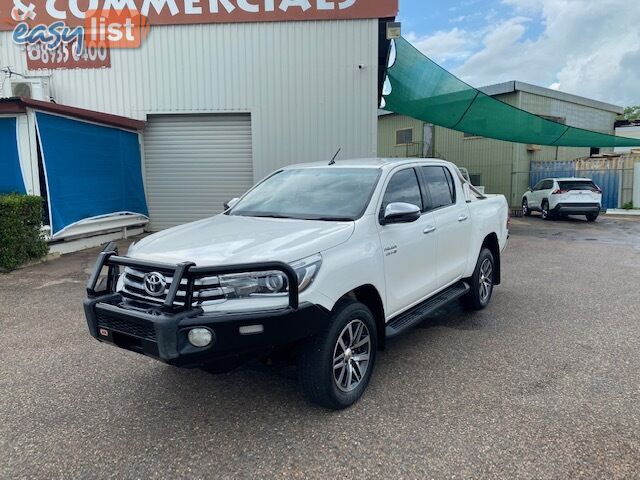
(188, 328, 213, 347)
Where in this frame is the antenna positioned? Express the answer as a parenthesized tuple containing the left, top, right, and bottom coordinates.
(329, 147, 341, 165)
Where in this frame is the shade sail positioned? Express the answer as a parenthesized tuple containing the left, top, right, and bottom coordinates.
(384, 37, 639, 148)
(0, 117, 26, 194)
(36, 112, 148, 236)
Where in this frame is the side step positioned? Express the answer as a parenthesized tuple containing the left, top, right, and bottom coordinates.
(385, 281, 470, 339)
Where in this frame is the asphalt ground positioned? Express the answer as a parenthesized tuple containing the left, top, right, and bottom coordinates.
(1, 213, 639, 479)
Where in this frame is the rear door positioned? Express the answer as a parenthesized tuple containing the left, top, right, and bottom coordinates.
(420, 165, 472, 286)
(556, 180, 602, 205)
(377, 167, 439, 317)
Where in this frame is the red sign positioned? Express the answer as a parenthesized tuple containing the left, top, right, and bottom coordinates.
(26, 40, 111, 69)
(0, 0, 399, 31)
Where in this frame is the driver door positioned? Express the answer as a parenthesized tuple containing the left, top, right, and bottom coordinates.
(377, 167, 438, 318)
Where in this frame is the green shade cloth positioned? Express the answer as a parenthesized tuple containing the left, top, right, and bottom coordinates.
(384, 37, 639, 148)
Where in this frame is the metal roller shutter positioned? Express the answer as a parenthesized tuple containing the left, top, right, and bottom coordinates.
(144, 114, 253, 231)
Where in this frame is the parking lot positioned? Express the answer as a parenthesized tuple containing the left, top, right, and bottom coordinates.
(1, 214, 639, 479)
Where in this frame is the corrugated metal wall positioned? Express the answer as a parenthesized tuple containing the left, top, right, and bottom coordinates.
(377, 114, 425, 157)
(0, 20, 378, 181)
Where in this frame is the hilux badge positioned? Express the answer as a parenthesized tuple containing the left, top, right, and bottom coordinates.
(143, 272, 167, 297)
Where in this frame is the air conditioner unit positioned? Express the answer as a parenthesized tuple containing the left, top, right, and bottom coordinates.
(10, 77, 51, 101)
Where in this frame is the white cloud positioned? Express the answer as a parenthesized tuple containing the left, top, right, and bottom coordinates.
(404, 29, 477, 64)
(407, 0, 640, 106)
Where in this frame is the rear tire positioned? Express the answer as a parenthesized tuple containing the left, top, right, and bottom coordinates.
(541, 200, 552, 220)
(522, 198, 531, 216)
(586, 213, 599, 222)
(462, 248, 495, 311)
(298, 299, 377, 410)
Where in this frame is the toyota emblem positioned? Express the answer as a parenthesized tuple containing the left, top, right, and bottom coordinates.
(143, 272, 167, 297)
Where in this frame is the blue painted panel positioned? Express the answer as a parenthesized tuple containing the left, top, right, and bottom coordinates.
(529, 161, 576, 189)
(576, 169, 619, 210)
(0, 117, 26, 194)
(36, 112, 148, 235)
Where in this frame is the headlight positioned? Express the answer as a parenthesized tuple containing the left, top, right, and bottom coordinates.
(214, 253, 322, 300)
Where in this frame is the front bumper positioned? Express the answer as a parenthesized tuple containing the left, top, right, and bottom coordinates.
(83, 244, 329, 370)
(552, 203, 601, 214)
(84, 294, 330, 369)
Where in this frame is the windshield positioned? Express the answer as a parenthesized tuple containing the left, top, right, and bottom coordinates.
(229, 168, 381, 220)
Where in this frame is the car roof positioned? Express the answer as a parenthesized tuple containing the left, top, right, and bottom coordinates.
(542, 177, 593, 181)
(282, 158, 451, 170)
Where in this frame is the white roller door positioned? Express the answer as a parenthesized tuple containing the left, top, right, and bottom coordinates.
(143, 114, 253, 231)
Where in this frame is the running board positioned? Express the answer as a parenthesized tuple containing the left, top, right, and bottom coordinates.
(385, 281, 470, 339)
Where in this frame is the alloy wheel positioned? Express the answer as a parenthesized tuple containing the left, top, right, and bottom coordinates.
(479, 258, 493, 304)
(333, 319, 371, 392)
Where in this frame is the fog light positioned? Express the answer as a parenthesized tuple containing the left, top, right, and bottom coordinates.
(188, 328, 213, 347)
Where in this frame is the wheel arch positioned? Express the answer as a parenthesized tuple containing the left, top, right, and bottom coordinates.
(481, 233, 501, 285)
(342, 284, 386, 350)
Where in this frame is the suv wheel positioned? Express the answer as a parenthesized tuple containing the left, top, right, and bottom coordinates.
(541, 200, 551, 220)
(586, 212, 599, 222)
(522, 198, 531, 216)
(298, 300, 377, 410)
(462, 248, 495, 311)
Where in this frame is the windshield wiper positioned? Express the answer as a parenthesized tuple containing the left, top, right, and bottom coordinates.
(312, 217, 353, 222)
(243, 213, 294, 219)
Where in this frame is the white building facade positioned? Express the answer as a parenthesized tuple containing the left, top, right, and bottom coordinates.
(1, 1, 397, 230)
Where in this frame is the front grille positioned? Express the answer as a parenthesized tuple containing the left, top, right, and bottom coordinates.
(121, 267, 226, 307)
(96, 310, 156, 341)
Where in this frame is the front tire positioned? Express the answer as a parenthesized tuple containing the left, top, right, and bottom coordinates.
(586, 213, 599, 222)
(298, 300, 377, 410)
(522, 198, 531, 216)
(462, 248, 495, 311)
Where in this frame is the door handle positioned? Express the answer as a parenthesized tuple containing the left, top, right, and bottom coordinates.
(423, 225, 436, 234)
(458, 214, 469, 222)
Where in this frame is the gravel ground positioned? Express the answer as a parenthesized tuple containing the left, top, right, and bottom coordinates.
(1, 214, 639, 479)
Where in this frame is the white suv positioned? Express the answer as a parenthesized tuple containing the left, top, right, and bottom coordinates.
(84, 159, 509, 409)
(522, 177, 602, 222)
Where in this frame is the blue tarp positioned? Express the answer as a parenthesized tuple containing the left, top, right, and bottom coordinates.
(0, 117, 26, 194)
(36, 112, 148, 236)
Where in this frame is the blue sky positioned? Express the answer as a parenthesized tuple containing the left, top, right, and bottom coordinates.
(394, 0, 640, 106)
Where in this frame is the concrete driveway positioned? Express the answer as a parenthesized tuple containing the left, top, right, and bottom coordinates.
(1, 215, 639, 479)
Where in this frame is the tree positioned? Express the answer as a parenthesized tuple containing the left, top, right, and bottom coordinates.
(617, 105, 640, 121)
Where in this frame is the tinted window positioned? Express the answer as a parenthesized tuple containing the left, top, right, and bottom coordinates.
(533, 181, 545, 191)
(422, 166, 455, 209)
(230, 168, 380, 221)
(543, 180, 555, 189)
(381, 169, 422, 214)
(558, 180, 597, 191)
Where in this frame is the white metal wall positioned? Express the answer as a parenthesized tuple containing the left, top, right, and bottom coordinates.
(0, 20, 379, 181)
(143, 114, 253, 231)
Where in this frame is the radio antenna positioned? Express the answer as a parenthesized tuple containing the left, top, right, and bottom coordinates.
(329, 147, 341, 165)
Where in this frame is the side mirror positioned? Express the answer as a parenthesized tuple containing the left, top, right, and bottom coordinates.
(528, 186, 533, 192)
(382, 202, 421, 225)
(223, 197, 240, 210)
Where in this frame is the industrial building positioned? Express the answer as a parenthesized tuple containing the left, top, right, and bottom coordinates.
(378, 81, 624, 207)
(0, 1, 397, 248)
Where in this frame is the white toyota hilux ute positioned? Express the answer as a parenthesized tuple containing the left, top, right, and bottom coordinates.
(84, 158, 509, 409)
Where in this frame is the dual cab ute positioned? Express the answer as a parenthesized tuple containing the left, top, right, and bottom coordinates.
(85, 158, 509, 409)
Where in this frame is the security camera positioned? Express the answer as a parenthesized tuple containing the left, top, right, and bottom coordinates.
(358, 64, 366, 70)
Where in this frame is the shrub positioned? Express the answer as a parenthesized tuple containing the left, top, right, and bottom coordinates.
(622, 201, 634, 210)
(0, 194, 49, 271)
